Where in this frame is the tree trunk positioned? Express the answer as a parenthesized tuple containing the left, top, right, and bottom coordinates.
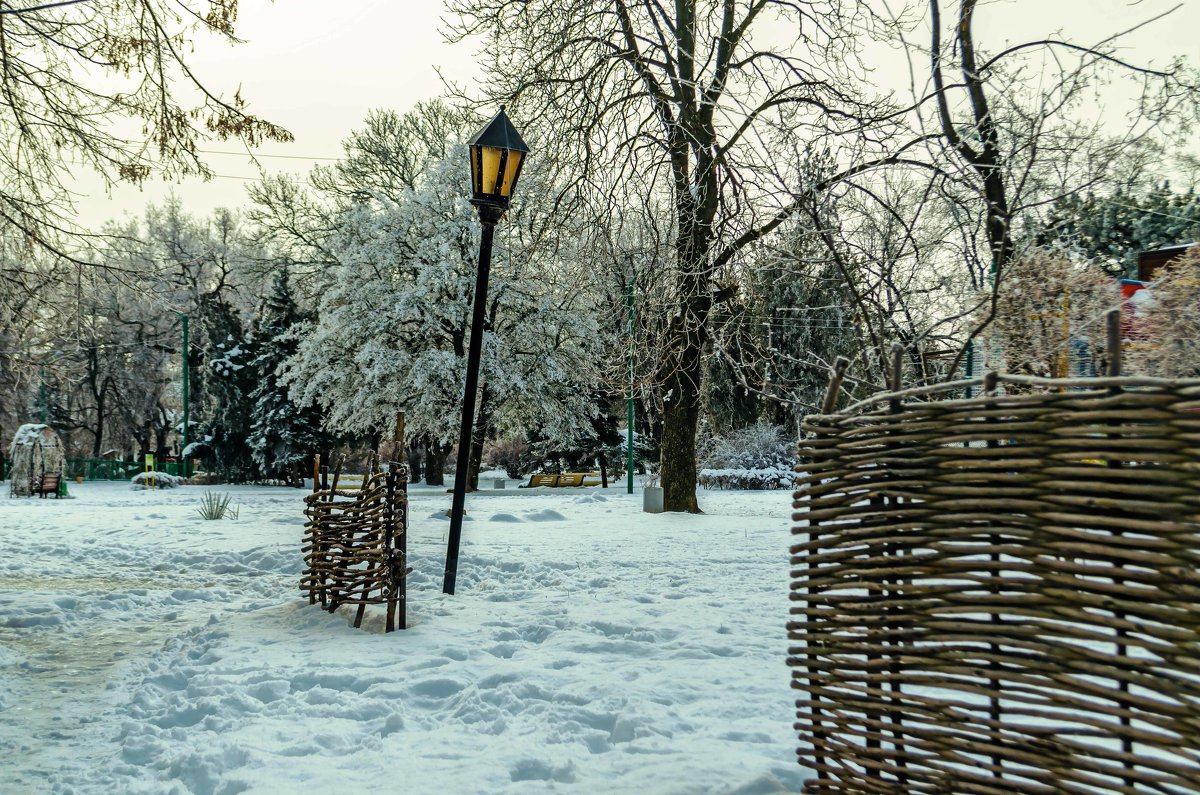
(660, 365, 702, 513)
(657, 178, 715, 513)
(91, 388, 105, 457)
(598, 451, 608, 488)
(425, 440, 448, 486)
(467, 384, 494, 492)
(156, 425, 171, 461)
(407, 440, 423, 483)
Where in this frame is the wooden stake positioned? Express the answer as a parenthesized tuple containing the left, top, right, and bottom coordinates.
(820, 357, 851, 414)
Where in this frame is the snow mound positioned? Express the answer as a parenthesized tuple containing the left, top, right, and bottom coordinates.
(426, 510, 473, 522)
(131, 472, 183, 490)
(488, 513, 524, 523)
(12, 423, 49, 446)
(572, 494, 608, 504)
(523, 509, 566, 522)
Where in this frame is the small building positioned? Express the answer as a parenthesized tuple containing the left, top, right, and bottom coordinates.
(1137, 243, 1195, 282)
(7, 424, 65, 497)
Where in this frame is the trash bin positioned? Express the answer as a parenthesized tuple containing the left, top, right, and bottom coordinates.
(643, 486, 663, 513)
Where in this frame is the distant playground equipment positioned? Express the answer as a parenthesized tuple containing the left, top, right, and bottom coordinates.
(7, 424, 66, 498)
(302, 453, 410, 633)
(524, 472, 604, 488)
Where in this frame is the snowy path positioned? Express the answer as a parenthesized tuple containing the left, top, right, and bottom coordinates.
(1, 482, 804, 794)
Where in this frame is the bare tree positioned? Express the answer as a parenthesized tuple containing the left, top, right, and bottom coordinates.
(0, 0, 290, 250)
(446, 0, 912, 511)
(918, 0, 1200, 373)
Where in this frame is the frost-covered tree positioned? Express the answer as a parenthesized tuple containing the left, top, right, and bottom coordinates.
(978, 250, 1118, 378)
(1130, 247, 1200, 378)
(203, 316, 257, 480)
(1040, 184, 1200, 278)
(282, 146, 603, 490)
(0, 0, 289, 255)
(247, 270, 331, 485)
(752, 251, 859, 430)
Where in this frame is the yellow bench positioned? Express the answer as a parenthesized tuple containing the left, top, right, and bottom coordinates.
(525, 473, 602, 488)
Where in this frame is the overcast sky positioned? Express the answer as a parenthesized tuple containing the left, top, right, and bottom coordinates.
(67, 0, 1200, 229)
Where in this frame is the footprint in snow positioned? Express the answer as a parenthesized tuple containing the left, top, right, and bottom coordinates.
(510, 758, 576, 783)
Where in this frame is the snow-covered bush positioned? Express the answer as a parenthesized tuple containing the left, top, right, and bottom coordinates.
(700, 422, 795, 470)
(487, 436, 535, 480)
(698, 467, 797, 490)
(130, 471, 182, 490)
(698, 423, 797, 490)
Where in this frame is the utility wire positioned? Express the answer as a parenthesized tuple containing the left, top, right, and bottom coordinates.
(1081, 198, 1200, 226)
(196, 149, 342, 162)
(0, 0, 89, 13)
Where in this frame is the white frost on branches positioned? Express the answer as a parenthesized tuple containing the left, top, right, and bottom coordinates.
(282, 148, 603, 448)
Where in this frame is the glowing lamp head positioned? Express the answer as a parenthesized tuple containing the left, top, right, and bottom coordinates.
(467, 105, 530, 210)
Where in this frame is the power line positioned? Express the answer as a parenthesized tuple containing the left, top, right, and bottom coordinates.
(0, 0, 89, 14)
(1089, 199, 1200, 226)
(195, 149, 343, 163)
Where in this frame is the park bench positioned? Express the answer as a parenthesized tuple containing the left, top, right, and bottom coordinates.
(525, 472, 604, 488)
(33, 473, 62, 499)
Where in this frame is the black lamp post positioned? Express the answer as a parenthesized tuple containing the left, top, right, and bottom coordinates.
(442, 105, 530, 595)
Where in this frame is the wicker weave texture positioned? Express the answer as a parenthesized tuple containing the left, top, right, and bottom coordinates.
(302, 461, 409, 632)
(790, 375, 1200, 794)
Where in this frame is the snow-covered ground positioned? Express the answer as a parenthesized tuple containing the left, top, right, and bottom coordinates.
(0, 479, 804, 794)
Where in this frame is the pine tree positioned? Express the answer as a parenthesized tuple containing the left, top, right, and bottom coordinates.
(1040, 184, 1200, 277)
(202, 299, 258, 481)
(749, 221, 860, 434)
(247, 270, 330, 485)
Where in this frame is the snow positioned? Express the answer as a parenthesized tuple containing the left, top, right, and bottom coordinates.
(0, 481, 804, 794)
(130, 471, 184, 489)
(11, 423, 49, 446)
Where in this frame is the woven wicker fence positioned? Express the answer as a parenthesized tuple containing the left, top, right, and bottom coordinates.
(790, 368, 1200, 794)
(302, 456, 410, 632)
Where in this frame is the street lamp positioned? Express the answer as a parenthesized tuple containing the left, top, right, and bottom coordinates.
(442, 105, 530, 596)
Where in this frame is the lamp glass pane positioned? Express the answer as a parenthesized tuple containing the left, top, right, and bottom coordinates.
(480, 146, 503, 195)
(500, 150, 524, 198)
(470, 145, 481, 194)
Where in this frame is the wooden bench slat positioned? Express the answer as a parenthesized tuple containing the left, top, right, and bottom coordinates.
(525, 472, 603, 488)
(34, 473, 62, 499)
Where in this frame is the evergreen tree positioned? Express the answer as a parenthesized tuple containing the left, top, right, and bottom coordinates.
(201, 299, 258, 481)
(1040, 184, 1200, 277)
(247, 270, 330, 485)
(748, 223, 860, 435)
(704, 300, 762, 432)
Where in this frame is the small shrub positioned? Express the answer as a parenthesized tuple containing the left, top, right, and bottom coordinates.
(130, 471, 182, 490)
(698, 423, 797, 490)
(487, 436, 536, 480)
(197, 491, 239, 520)
(700, 422, 795, 470)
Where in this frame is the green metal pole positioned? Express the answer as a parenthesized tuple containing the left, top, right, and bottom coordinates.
(626, 268, 635, 495)
(181, 314, 190, 477)
(963, 341, 974, 399)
